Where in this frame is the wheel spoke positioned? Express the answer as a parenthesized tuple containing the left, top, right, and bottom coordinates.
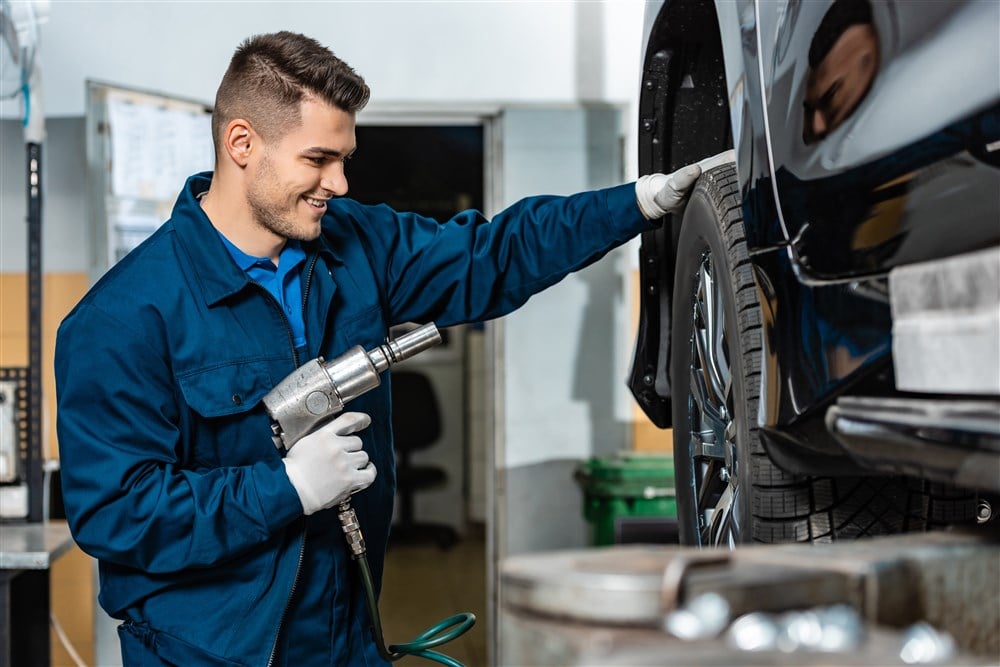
(689, 368, 726, 459)
(692, 319, 715, 404)
(697, 261, 729, 406)
(693, 327, 723, 409)
(696, 460, 721, 510)
(688, 250, 742, 547)
(704, 479, 738, 547)
(711, 265, 731, 394)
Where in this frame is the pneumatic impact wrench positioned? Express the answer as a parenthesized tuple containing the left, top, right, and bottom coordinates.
(262, 323, 475, 667)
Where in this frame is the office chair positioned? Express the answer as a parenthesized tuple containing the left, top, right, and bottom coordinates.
(389, 370, 459, 549)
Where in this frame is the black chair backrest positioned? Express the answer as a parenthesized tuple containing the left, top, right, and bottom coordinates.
(389, 370, 442, 454)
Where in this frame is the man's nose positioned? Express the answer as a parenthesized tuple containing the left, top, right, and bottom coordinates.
(321, 163, 348, 196)
(811, 110, 829, 140)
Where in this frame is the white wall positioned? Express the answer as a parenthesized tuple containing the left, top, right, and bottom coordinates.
(493, 105, 631, 555)
(2, 1, 645, 120)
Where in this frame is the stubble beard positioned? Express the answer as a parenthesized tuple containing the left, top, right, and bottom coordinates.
(246, 153, 321, 243)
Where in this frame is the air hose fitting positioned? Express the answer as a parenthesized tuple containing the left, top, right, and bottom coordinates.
(337, 501, 476, 667)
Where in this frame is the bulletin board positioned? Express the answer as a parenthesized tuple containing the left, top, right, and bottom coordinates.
(85, 80, 214, 274)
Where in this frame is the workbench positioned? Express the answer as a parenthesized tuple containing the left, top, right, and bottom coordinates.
(0, 520, 75, 666)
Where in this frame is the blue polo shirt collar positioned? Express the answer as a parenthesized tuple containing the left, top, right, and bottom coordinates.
(215, 231, 308, 350)
(216, 233, 306, 275)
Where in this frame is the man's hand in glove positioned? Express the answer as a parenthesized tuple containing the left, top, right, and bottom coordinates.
(635, 150, 736, 220)
(282, 412, 376, 516)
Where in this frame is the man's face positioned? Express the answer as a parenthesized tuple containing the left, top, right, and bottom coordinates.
(803, 23, 879, 144)
(245, 98, 357, 242)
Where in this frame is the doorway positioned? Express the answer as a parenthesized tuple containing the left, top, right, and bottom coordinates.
(350, 124, 484, 219)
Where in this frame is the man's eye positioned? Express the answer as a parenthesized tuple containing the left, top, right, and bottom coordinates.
(308, 157, 326, 166)
(820, 81, 841, 107)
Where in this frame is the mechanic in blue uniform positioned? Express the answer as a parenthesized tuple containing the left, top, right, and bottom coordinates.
(55, 31, 705, 666)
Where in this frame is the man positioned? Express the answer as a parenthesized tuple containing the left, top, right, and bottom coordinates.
(56, 31, 706, 666)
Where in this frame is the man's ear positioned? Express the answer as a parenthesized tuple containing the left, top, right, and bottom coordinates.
(223, 119, 255, 167)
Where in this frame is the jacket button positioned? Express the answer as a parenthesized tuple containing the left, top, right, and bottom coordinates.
(232, 394, 243, 406)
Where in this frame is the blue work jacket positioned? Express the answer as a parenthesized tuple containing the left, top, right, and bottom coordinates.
(55, 172, 650, 666)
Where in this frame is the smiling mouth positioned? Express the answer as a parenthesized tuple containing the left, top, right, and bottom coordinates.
(303, 196, 328, 211)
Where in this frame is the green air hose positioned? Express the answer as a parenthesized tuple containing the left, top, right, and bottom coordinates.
(339, 501, 476, 667)
(357, 552, 476, 667)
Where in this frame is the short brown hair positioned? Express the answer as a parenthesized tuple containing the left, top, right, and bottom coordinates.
(212, 31, 370, 155)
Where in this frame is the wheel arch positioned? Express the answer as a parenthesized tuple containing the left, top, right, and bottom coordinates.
(631, 0, 749, 426)
(638, 0, 736, 179)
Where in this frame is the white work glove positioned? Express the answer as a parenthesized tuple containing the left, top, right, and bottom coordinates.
(282, 412, 376, 516)
(635, 149, 736, 220)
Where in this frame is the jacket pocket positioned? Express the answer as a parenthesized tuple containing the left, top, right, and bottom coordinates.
(176, 360, 273, 418)
(154, 627, 248, 667)
(119, 621, 248, 667)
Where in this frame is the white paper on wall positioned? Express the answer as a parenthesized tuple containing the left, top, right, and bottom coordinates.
(107, 99, 212, 201)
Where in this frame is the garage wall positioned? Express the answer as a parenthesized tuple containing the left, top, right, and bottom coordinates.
(0, 2, 644, 119)
(495, 105, 630, 555)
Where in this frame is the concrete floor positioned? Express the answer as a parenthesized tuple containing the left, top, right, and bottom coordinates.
(379, 532, 488, 666)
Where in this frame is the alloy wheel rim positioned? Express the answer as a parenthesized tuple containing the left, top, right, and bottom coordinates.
(687, 251, 740, 548)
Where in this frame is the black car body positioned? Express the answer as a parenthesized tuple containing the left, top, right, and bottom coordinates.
(628, 0, 1000, 547)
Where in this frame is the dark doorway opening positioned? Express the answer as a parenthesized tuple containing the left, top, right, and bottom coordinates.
(349, 124, 485, 220)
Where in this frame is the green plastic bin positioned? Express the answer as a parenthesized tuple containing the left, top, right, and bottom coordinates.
(575, 452, 677, 546)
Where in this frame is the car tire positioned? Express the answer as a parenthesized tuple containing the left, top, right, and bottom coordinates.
(670, 164, 976, 546)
